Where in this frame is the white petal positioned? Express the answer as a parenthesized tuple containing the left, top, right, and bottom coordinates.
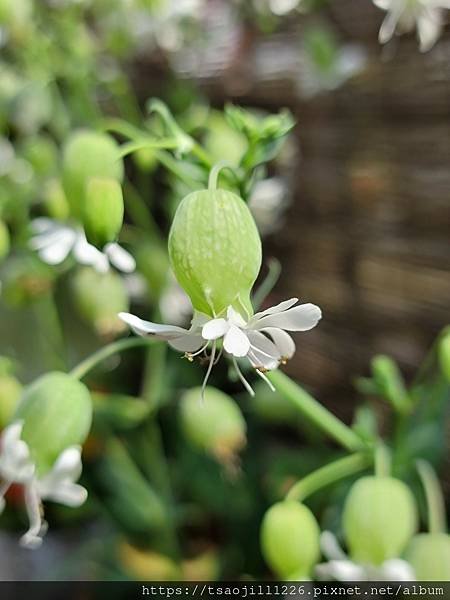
(321, 531, 348, 561)
(33, 228, 76, 265)
(104, 243, 136, 273)
(261, 327, 296, 359)
(380, 559, 416, 581)
(253, 303, 322, 331)
(190, 311, 210, 329)
(41, 482, 88, 507)
(379, 4, 405, 43)
(417, 8, 442, 51)
(372, 0, 391, 9)
(223, 325, 251, 357)
(73, 234, 109, 272)
(48, 447, 82, 481)
(30, 218, 57, 235)
(202, 318, 229, 340)
(226, 306, 247, 328)
(0, 422, 35, 483)
(246, 330, 280, 370)
(118, 312, 189, 339)
(168, 334, 205, 352)
(251, 297, 298, 322)
(37, 447, 88, 508)
(315, 560, 368, 581)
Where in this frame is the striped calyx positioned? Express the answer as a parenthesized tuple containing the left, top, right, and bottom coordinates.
(168, 188, 262, 318)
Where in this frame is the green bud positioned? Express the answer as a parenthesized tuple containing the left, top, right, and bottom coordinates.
(72, 267, 128, 337)
(62, 130, 123, 219)
(0, 220, 10, 262)
(406, 533, 450, 581)
(343, 476, 417, 565)
(14, 372, 92, 475)
(43, 178, 70, 221)
(0, 373, 22, 429)
(83, 176, 124, 248)
(260, 501, 320, 579)
(438, 328, 450, 383)
(168, 188, 262, 317)
(179, 386, 246, 465)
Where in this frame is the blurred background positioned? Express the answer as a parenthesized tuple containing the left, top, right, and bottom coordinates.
(0, 0, 449, 582)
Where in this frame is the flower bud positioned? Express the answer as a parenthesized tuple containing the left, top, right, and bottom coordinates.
(71, 267, 128, 337)
(83, 176, 124, 248)
(62, 130, 123, 219)
(342, 476, 417, 565)
(42, 178, 70, 221)
(405, 533, 450, 581)
(179, 386, 246, 465)
(0, 219, 10, 262)
(168, 189, 262, 317)
(260, 501, 320, 579)
(14, 372, 92, 475)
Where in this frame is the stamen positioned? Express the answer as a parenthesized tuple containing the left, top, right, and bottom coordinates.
(232, 357, 255, 397)
(185, 341, 210, 361)
(255, 368, 276, 392)
(201, 341, 216, 402)
(20, 481, 45, 549)
(249, 343, 280, 362)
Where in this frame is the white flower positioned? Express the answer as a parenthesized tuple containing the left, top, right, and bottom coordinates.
(119, 297, 321, 397)
(29, 218, 136, 274)
(0, 422, 87, 549)
(315, 531, 416, 581)
(373, 0, 450, 52)
(248, 177, 288, 235)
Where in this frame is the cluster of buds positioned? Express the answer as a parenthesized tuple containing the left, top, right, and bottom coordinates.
(29, 130, 135, 274)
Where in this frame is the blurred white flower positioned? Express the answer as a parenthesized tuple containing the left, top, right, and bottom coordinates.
(316, 531, 416, 581)
(249, 177, 288, 235)
(29, 218, 135, 274)
(0, 422, 87, 549)
(373, 0, 450, 51)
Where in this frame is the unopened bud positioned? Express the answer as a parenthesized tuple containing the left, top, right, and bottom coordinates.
(260, 501, 320, 579)
(83, 177, 124, 248)
(62, 130, 123, 219)
(14, 372, 92, 475)
(343, 476, 417, 565)
(179, 386, 246, 466)
(169, 188, 262, 317)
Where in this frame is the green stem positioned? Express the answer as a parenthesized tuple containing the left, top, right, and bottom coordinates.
(118, 138, 179, 159)
(208, 161, 239, 191)
(69, 337, 155, 380)
(268, 371, 366, 452)
(154, 150, 200, 189)
(286, 453, 371, 502)
(416, 460, 447, 534)
(374, 442, 391, 477)
(252, 258, 281, 310)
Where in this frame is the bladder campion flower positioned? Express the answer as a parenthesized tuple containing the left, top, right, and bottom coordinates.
(0, 372, 92, 548)
(120, 164, 321, 396)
